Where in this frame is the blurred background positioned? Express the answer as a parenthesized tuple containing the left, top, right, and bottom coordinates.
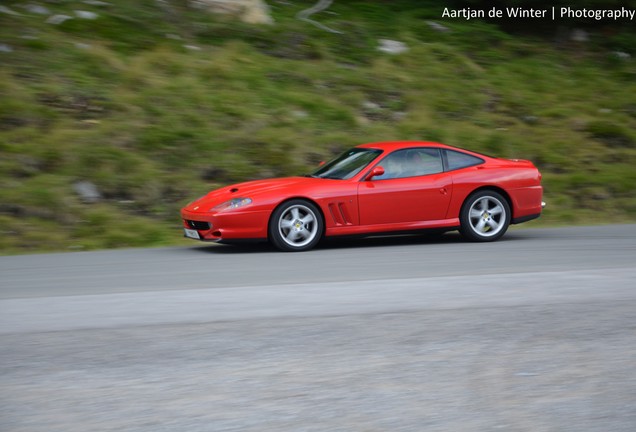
(1, 0, 635, 254)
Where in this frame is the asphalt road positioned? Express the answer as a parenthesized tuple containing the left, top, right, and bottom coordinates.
(1, 224, 636, 431)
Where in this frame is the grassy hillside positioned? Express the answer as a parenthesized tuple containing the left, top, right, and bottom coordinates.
(1, 0, 635, 254)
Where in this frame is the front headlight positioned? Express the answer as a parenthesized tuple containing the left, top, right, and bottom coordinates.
(212, 197, 252, 212)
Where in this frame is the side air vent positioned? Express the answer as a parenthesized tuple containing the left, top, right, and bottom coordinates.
(328, 202, 352, 226)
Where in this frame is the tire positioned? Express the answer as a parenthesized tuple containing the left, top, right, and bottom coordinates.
(460, 190, 511, 242)
(269, 200, 323, 252)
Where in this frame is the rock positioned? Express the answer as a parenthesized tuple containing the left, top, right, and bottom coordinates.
(189, 0, 273, 24)
(522, 115, 539, 125)
(612, 51, 631, 60)
(0, 5, 21, 16)
(74, 42, 91, 49)
(427, 20, 450, 33)
(46, 14, 73, 25)
(183, 44, 201, 51)
(0, 44, 13, 53)
(291, 110, 308, 119)
(24, 3, 50, 15)
(377, 39, 408, 55)
(83, 0, 111, 5)
(80, 119, 101, 125)
(15, 156, 42, 177)
(255, 168, 276, 179)
(361, 101, 387, 122)
(570, 29, 588, 42)
(73, 181, 102, 204)
(75, 10, 98, 19)
(392, 111, 407, 122)
(242, 0, 273, 24)
(362, 101, 381, 111)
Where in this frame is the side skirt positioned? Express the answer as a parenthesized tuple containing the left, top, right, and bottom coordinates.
(325, 218, 460, 238)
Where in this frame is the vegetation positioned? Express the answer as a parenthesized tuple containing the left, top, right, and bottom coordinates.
(1, 0, 635, 254)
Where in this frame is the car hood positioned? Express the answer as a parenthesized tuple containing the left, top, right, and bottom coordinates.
(183, 176, 323, 213)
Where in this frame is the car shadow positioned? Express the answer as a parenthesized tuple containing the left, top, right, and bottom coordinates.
(321, 231, 463, 250)
(188, 230, 520, 254)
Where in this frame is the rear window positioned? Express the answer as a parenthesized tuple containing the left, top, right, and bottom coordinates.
(445, 150, 484, 171)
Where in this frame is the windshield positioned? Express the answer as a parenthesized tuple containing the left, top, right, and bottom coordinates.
(311, 148, 382, 180)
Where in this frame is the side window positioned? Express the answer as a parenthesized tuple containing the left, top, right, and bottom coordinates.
(407, 148, 443, 176)
(372, 151, 406, 180)
(374, 148, 443, 180)
(445, 149, 484, 171)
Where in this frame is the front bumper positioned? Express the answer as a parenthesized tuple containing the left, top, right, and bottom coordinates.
(180, 208, 270, 241)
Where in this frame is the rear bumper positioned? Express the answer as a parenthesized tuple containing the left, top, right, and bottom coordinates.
(512, 212, 541, 224)
(509, 185, 543, 222)
(512, 201, 544, 225)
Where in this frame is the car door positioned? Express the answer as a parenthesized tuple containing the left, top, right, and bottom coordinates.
(357, 148, 452, 226)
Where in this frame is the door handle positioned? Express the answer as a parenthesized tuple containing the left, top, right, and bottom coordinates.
(439, 187, 448, 195)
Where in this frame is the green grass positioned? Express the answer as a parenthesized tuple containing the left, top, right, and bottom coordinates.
(1, 0, 635, 254)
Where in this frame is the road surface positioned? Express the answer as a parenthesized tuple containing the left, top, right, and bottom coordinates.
(1, 225, 635, 431)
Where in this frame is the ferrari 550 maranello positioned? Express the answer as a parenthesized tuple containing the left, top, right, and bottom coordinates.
(181, 141, 544, 251)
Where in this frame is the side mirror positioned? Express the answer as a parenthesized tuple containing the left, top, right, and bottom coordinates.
(365, 166, 384, 181)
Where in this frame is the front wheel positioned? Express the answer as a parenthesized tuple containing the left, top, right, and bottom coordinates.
(460, 190, 511, 242)
(269, 200, 323, 252)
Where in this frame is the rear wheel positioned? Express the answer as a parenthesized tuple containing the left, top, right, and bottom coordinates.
(269, 200, 323, 252)
(460, 190, 510, 242)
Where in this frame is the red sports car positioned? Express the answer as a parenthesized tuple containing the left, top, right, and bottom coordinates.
(181, 141, 544, 251)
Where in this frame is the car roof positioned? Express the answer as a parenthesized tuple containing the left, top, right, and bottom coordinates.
(356, 141, 458, 151)
(356, 141, 492, 159)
